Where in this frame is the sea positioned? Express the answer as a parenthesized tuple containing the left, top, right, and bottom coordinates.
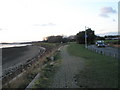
(0, 43, 32, 48)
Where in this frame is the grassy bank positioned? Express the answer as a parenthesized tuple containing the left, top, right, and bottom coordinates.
(3, 43, 61, 89)
(33, 51, 61, 88)
(67, 43, 118, 88)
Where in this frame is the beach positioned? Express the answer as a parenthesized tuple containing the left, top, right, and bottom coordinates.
(2, 45, 42, 75)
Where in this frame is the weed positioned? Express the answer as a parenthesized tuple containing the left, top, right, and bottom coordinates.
(33, 52, 61, 88)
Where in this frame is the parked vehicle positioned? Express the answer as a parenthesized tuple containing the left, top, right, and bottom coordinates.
(96, 41, 105, 47)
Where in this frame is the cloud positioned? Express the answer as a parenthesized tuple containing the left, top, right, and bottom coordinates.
(112, 19, 116, 22)
(34, 23, 56, 27)
(99, 7, 117, 18)
(101, 7, 116, 14)
(0, 28, 8, 31)
(99, 13, 109, 18)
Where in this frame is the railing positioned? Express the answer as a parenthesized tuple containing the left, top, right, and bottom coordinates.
(87, 46, 119, 59)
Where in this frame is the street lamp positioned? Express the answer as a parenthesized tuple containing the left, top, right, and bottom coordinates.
(85, 26, 89, 48)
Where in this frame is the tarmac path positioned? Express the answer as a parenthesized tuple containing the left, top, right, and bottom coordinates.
(50, 45, 85, 88)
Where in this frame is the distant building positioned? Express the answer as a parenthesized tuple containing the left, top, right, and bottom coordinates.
(105, 37, 120, 40)
(105, 35, 120, 40)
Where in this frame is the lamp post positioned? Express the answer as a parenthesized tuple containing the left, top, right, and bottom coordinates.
(85, 26, 89, 48)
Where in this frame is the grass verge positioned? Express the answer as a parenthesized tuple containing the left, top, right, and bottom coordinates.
(67, 43, 118, 88)
(33, 51, 61, 88)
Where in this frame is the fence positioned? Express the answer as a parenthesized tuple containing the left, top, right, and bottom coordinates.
(87, 46, 119, 59)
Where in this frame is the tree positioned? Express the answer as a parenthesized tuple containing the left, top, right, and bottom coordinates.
(46, 35, 63, 43)
(62, 37, 69, 43)
(76, 31, 85, 44)
(96, 36, 105, 40)
(76, 28, 96, 44)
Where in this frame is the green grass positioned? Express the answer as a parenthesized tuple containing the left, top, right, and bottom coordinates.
(67, 43, 118, 88)
(33, 65, 55, 88)
(104, 39, 118, 43)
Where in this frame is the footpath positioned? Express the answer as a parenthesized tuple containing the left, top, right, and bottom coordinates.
(50, 45, 85, 88)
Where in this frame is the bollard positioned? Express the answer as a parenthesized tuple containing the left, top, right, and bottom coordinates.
(100, 51, 102, 54)
(102, 51, 104, 55)
(109, 53, 111, 56)
(96, 50, 98, 53)
(114, 54, 116, 58)
(95, 49, 96, 52)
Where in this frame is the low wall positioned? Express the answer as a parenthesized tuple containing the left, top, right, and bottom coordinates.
(2, 46, 46, 85)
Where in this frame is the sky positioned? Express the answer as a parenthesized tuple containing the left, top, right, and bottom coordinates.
(0, 0, 119, 43)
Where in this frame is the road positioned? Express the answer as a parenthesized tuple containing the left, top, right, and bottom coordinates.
(87, 45, 120, 59)
(50, 45, 85, 88)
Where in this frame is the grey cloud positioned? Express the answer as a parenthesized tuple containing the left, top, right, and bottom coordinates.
(101, 7, 116, 14)
(99, 13, 109, 18)
(99, 7, 117, 18)
(112, 19, 116, 22)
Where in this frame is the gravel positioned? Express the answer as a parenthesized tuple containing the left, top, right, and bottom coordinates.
(50, 45, 85, 88)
